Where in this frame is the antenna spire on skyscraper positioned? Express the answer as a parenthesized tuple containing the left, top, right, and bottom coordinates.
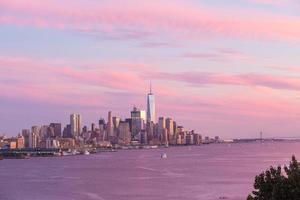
(150, 81, 152, 94)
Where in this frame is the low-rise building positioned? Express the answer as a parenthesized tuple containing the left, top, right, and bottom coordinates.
(17, 135, 25, 149)
(58, 138, 75, 149)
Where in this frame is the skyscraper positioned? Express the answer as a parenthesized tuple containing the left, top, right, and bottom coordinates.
(70, 114, 82, 137)
(147, 82, 156, 123)
(166, 118, 174, 136)
(107, 111, 113, 138)
(22, 129, 30, 148)
(49, 123, 62, 138)
(158, 117, 166, 136)
(118, 121, 131, 145)
(98, 118, 106, 131)
(62, 124, 72, 138)
(113, 117, 121, 130)
(131, 107, 146, 139)
(30, 126, 40, 148)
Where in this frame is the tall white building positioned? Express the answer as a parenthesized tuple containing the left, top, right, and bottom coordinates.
(147, 82, 156, 123)
(70, 114, 82, 137)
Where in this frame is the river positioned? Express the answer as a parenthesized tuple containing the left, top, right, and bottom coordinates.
(1, 141, 299, 200)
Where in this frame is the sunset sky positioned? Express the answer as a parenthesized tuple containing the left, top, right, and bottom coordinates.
(1, 0, 300, 138)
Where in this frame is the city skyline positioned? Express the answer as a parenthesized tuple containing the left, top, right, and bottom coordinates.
(1, 82, 200, 139)
(0, 86, 207, 150)
(1, 0, 300, 138)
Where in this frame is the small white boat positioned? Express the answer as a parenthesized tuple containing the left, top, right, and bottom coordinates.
(161, 153, 167, 159)
(84, 150, 90, 155)
(62, 151, 72, 156)
(71, 150, 79, 155)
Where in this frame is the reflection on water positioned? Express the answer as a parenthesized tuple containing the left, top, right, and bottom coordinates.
(0, 141, 299, 200)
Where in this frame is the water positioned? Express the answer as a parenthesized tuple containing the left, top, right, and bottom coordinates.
(1, 141, 300, 200)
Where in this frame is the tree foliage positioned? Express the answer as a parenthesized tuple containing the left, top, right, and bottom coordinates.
(248, 155, 300, 200)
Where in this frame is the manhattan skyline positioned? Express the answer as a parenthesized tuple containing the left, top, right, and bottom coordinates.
(1, 0, 300, 138)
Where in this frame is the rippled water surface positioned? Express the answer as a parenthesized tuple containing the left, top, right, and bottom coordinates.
(1, 141, 300, 200)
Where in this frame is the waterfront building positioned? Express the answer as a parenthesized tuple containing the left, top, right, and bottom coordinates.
(158, 117, 166, 137)
(113, 117, 121, 129)
(131, 107, 146, 139)
(125, 118, 132, 132)
(98, 118, 106, 131)
(194, 133, 202, 145)
(177, 130, 186, 145)
(173, 121, 177, 136)
(0, 141, 5, 149)
(98, 118, 106, 141)
(40, 125, 54, 139)
(118, 121, 131, 145)
(140, 130, 148, 144)
(62, 124, 72, 138)
(163, 128, 169, 144)
(82, 125, 88, 133)
(49, 123, 62, 138)
(30, 126, 40, 148)
(147, 82, 156, 123)
(186, 134, 194, 145)
(107, 111, 114, 138)
(91, 123, 96, 132)
(8, 140, 17, 149)
(113, 116, 121, 137)
(46, 138, 60, 149)
(17, 135, 25, 149)
(146, 121, 155, 141)
(70, 114, 82, 137)
(177, 134, 183, 145)
(21, 129, 30, 148)
(166, 118, 174, 138)
(58, 138, 75, 149)
(215, 136, 221, 143)
(204, 136, 210, 144)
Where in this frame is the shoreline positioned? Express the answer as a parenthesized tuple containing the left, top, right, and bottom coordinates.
(2, 139, 300, 160)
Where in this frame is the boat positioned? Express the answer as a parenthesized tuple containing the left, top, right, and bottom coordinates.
(23, 154, 30, 159)
(84, 150, 90, 155)
(161, 153, 167, 159)
(62, 151, 72, 156)
(71, 150, 80, 155)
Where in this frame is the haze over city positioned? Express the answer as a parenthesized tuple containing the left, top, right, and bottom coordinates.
(1, 0, 300, 138)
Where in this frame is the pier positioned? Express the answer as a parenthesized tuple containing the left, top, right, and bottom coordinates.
(0, 148, 60, 159)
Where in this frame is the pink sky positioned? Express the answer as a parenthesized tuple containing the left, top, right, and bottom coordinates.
(0, 0, 300, 138)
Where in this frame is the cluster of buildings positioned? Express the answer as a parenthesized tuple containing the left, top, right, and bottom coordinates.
(0, 86, 222, 150)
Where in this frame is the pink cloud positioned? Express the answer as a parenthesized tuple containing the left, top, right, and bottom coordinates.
(0, 56, 178, 107)
(2, 55, 300, 110)
(1, 0, 300, 42)
(268, 65, 300, 73)
(182, 48, 250, 62)
(2, 56, 300, 137)
(247, 0, 293, 6)
(146, 71, 300, 91)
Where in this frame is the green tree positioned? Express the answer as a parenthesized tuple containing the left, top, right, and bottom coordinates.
(248, 155, 300, 200)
